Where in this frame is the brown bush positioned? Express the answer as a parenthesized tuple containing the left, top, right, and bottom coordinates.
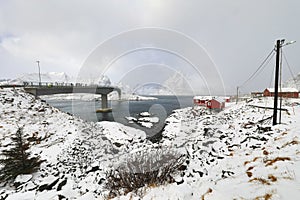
(105, 148, 186, 198)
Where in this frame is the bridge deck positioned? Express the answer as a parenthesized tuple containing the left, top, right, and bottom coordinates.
(1, 84, 121, 111)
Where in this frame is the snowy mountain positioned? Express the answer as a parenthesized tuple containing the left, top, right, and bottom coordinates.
(163, 72, 193, 95)
(97, 75, 111, 86)
(9, 72, 71, 85)
(134, 83, 173, 95)
(4, 73, 113, 88)
(0, 79, 11, 85)
(75, 75, 112, 86)
(284, 72, 300, 91)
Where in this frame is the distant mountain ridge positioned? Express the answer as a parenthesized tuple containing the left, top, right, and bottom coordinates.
(284, 72, 300, 91)
(9, 72, 71, 85)
(2, 72, 112, 87)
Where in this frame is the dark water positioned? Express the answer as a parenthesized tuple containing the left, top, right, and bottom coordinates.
(46, 96, 193, 137)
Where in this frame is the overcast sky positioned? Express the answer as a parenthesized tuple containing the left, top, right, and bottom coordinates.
(1, 0, 299, 95)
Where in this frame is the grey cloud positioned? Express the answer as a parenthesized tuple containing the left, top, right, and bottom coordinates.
(0, 0, 299, 94)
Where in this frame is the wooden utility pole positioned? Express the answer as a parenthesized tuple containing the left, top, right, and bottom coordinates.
(272, 40, 281, 126)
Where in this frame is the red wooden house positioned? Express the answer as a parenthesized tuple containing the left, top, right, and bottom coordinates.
(193, 96, 213, 106)
(263, 88, 299, 98)
(206, 97, 225, 110)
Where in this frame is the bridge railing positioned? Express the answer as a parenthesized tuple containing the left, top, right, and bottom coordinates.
(23, 82, 91, 88)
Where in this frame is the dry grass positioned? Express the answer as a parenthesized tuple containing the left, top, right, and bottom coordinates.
(268, 174, 277, 182)
(201, 188, 213, 200)
(249, 177, 270, 185)
(246, 171, 253, 178)
(244, 161, 251, 166)
(254, 193, 272, 200)
(263, 150, 269, 155)
(253, 157, 260, 162)
(281, 132, 288, 136)
(264, 157, 291, 167)
(244, 157, 261, 166)
(246, 165, 254, 177)
(281, 139, 299, 148)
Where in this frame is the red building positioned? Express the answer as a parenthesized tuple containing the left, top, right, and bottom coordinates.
(193, 96, 213, 106)
(224, 97, 231, 102)
(263, 88, 299, 98)
(206, 97, 225, 110)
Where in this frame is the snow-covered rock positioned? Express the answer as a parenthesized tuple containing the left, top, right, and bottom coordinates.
(14, 174, 32, 186)
(1, 88, 300, 199)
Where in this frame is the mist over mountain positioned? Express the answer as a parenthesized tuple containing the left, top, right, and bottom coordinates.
(134, 83, 173, 96)
(284, 72, 300, 91)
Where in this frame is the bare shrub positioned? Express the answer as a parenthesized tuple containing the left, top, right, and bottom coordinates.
(264, 157, 291, 167)
(105, 148, 186, 198)
(249, 177, 270, 185)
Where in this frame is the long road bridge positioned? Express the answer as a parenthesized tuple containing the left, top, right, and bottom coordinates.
(1, 82, 121, 112)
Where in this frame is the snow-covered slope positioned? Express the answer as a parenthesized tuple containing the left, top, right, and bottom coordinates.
(0, 88, 150, 199)
(1, 88, 300, 199)
(136, 98, 300, 200)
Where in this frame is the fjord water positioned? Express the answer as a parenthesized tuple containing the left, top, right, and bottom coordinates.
(46, 95, 194, 136)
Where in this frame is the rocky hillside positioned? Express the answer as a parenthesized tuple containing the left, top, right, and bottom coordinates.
(0, 88, 300, 199)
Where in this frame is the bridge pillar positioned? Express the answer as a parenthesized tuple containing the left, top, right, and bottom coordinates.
(96, 94, 112, 113)
(101, 94, 108, 109)
(24, 88, 37, 97)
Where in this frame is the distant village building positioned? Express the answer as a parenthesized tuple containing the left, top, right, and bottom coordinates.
(251, 92, 264, 98)
(193, 96, 225, 110)
(224, 97, 231, 102)
(263, 88, 299, 98)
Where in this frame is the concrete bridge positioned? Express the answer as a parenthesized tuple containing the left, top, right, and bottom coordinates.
(2, 82, 121, 112)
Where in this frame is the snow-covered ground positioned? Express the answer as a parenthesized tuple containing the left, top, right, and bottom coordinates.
(1, 88, 300, 199)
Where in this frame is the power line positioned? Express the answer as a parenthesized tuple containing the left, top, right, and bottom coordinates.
(268, 58, 275, 88)
(282, 50, 296, 84)
(240, 49, 275, 88)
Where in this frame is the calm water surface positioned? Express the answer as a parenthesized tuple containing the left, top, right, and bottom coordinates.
(46, 96, 193, 136)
